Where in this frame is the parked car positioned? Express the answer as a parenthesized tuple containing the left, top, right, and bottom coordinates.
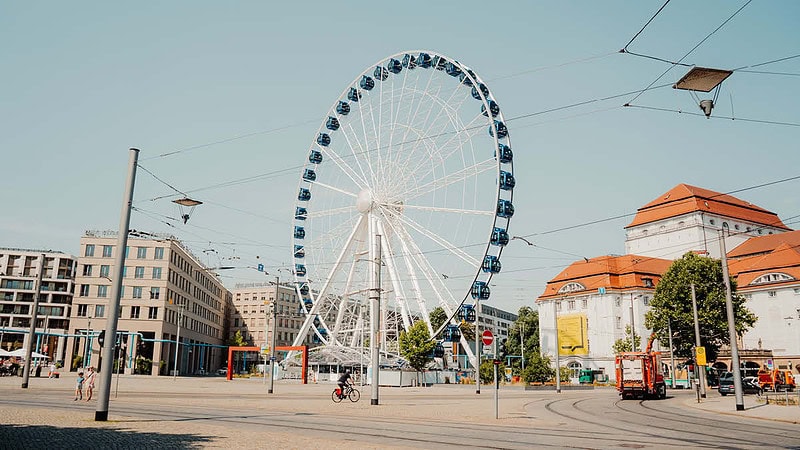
(216, 368, 228, 376)
(719, 373, 762, 395)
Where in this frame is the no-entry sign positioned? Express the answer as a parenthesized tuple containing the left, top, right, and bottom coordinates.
(482, 329, 494, 346)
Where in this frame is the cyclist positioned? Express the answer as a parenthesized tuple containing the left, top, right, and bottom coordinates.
(337, 370, 352, 398)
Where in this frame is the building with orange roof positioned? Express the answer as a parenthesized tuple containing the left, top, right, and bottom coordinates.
(625, 184, 789, 260)
(537, 184, 798, 382)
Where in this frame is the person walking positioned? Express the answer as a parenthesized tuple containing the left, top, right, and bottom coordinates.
(74, 372, 84, 401)
(48, 362, 56, 378)
(84, 367, 97, 401)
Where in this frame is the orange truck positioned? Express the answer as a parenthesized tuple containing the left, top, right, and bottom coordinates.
(615, 333, 667, 400)
(758, 369, 796, 392)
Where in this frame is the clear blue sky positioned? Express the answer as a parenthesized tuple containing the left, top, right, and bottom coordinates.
(2, 1, 798, 312)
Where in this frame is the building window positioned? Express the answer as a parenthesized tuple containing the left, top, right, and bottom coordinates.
(97, 285, 108, 298)
(794, 288, 800, 295)
(154, 247, 164, 260)
(616, 316, 622, 329)
(152, 267, 162, 279)
(125, 246, 130, 258)
(642, 277, 654, 288)
(709, 219, 716, 225)
(120, 286, 125, 298)
(133, 286, 143, 299)
(100, 265, 110, 278)
(137, 247, 147, 259)
(130, 306, 140, 319)
(234, 318, 239, 327)
(79, 284, 89, 297)
(82, 265, 92, 277)
(95, 305, 105, 318)
(148, 307, 158, 320)
(122, 266, 127, 278)
(768, 291, 777, 297)
(77, 304, 88, 317)
(643, 296, 650, 306)
(567, 300, 575, 310)
(102, 245, 113, 257)
(150, 287, 160, 300)
(85, 244, 95, 257)
(581, 299, 587, 309)
(734, 224, 740, 230)
(568, 361, 582, 379)
(134, 267, 145, 279)
(556, 302, 562, 312)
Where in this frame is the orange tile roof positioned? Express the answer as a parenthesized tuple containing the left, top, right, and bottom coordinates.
(728, 229, 800, 259)
(625, 184, 789, 230)
(537, 254, 672, 301)
(728, 242, 800, 288)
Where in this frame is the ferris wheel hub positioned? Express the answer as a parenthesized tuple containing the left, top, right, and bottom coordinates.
(356, 189, 375, 213)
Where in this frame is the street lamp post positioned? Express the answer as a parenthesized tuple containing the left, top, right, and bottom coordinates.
(21, 253, 45, 389)
(630, 293, 637, 352)
(268, 276, 279, 394)
(520, 321, 525, 372)
(719, 229, 744, 411)
(173, 304, 185, 380)
(554, 299, 561, 394)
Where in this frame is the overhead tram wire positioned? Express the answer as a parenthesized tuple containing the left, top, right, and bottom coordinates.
(625, 0, 753, 106)
(625, 104, 800, 128)
(619, 0, 684, 66)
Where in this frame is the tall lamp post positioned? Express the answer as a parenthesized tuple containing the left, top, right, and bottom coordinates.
(719, 229, 744, 411)
(173, 303, 185, 380)
(268, 276, 279, 394)
(554, 299, 561, 394)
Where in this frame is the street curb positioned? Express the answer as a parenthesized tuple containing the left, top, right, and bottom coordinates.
(683, 397, 800, 425)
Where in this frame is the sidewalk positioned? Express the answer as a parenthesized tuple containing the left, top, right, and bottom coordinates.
(685, 391, 800, 424)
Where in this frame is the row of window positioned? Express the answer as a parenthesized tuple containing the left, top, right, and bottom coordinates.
(85, 244, 165, 260)
(78, 284, 160, 299)
(82, 264, 163, 280)
(75, 303, 159, 320)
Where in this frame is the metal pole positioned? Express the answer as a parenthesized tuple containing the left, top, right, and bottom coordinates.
(96, 147, 138, 422)
(173, 307, 182, 380)
(630, 293, 636, 351)
(554, 299, 561, 393)
(475, 297, 480, 394)
(494, 339, 499, 419)
(668, 318, 676, 388)
(690, 284, 707, 398)
(268, 276, 278, 394)
(521, 322, 525, 372)
(115, 343, 123, 398)
(370, 234, 381, 405)
(21, 253, 45, 389)
(719, 229, 744, 411)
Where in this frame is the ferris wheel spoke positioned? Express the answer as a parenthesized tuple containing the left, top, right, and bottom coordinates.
(375, 220, 414, 332)
(306, 205, 356, 219)
(323, 129, 370, 189)
(392, 213, 481, 268)
(394, 204, 494, 216)
(400, 158, 496, 201)
(307, 180, 358, 199)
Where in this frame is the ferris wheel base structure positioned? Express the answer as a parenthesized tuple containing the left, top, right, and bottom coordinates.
(286, 50, 516, 371)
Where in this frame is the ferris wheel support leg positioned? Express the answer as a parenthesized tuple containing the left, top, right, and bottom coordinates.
(370, 232, 382, 406)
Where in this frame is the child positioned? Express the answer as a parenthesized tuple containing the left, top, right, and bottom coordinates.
(74, 372, 84, 401)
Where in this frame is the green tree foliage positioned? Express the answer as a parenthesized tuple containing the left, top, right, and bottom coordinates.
(611, 325, 642, 354)
(558, 366, 572, 384)
(521, 352, 555, 383)
(644, 252, 757, 362)
(429, 307, 447, 332)
(227, 330, 245, 347)
(399, 320, 437, 372)
(479, 359, 506, 384)
(505, 307, 540, 374)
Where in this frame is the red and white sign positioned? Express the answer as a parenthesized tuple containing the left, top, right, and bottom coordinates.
(482, 329, 494, 346)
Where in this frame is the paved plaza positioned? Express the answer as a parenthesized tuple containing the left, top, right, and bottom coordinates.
(1, 374, 798, 449)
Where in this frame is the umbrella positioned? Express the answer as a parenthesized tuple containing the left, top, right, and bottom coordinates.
(8, 348, 49, 359)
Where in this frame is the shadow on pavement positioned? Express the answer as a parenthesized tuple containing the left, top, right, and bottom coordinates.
(0, 424, 215, 449)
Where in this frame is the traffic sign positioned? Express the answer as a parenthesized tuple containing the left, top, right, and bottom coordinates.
(482, 330, 494, 346)
(695, 346, 706, 366)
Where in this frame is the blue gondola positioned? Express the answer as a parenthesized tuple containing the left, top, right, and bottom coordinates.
(402, 53, 417, 69)
(500, 171, 515, 190)
(457, 304, 476, 323)
(489, 120, 508, 139)
(482, 255, 501, 273)
(374, 66, 388, 81)
(459, 69, 476, 86)
(417, 52, 432, 68)
(299, 283, 309, 296)
(326, 116, 340, 131)
(303, 168, 316, 182)
(444, 325, 461, 342)
(497, 199, 514, 218)
(336, 101, 350, 115)
(303, 297, 313, 307)
(432, 55, 447, 71)
(432, 342, 445, 358)
(294, 245, 305, 258)
(481, 100, 500, 118)
(471, 281, 491, 299)
(295, 264, 307, 277)
(347, 87, 361, 102)
(309, 150, 323, 164)
(491, 227, 509, 246)
(471, 83, 489, 100)
(317, 133, 331, 147)
(294, 226, 305, 239)
(295, 207, 307, 221)
(445, 62, 462, 77)
(360, 75, 375, 91)
(496, 144, 513, 163)
(387, 58, 402, 74)
(298, 188, 311, 201)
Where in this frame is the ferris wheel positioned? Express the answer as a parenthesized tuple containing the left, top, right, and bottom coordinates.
(289, 50, 515, 367)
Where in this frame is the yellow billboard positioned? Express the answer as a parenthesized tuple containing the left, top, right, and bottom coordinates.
(557, 313, 588, 356)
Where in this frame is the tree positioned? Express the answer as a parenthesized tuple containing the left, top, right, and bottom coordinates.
(505, 307, 540, 374)
(429, 307, 447, 332)
(644, 252, 757, 362)
(227, 330, 245, 347)
(611, 326, 642, 354)
(479, 359, 506, 384)
(521, 352, 555, 383)
(399, 320, 437, 373)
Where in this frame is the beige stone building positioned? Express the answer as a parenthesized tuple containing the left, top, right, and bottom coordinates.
(66, 231, 229, 376)
(0, 248, 77, 363)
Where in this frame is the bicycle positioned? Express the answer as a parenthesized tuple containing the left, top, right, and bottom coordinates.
(332, 384, 360, 403)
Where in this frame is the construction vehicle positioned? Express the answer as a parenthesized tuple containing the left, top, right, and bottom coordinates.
(615, 333, 667, 400)
(757, 368, 796, 392)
